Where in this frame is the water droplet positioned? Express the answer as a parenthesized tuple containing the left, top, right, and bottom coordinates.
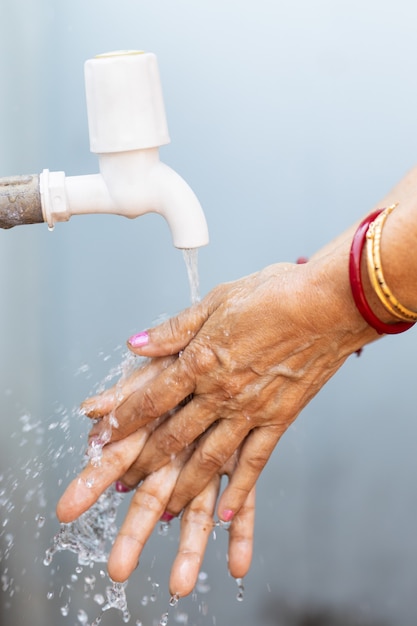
(200, 601, 209, 616)
(36, 515, 46, 528)
(77, 609, 89, 624)
(47, 591, 54, 600)
(47, 224, 55, 232)
(94, 594, 105, 605)
(236, 577, 244, 602)
(169, 593, 179, 607)
(159, 612, 169, 626)
(214, 519, 231, 531)
(196, 571, 210, 594)
(60, 604, 69, 616)
(158, 521, 170, 536)
(174, 613, 188, 624)
(4, 533, 13, 545)
(43, 549, 53, 567)
(84, 574, 96, 591)
(141, 595, 149, 606)
(135, 621, 143, 626)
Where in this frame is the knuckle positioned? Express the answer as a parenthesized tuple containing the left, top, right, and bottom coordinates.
(151, 427, 186, 459)
(186, 341, 219, 379)
(243, 450, 268, 474)
(197, 446, 225, 474)
(132, 487, 163, 515)
(138, 387, 160, 419)
(167, 314, 183, 340)
(182, 504, 213, 530)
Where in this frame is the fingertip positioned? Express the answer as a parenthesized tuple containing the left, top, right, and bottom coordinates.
(56, 477, 94, 524)
(56, 499, 71, 524)
(220, 508, 235, 523)
(80, 396, 110, 418)
(56, 490, 79, 524)
(169, 553, 200, 598)
(229, 554, 252, 581)
(108, 536, 140, 583)
(127, 331, 150, 351)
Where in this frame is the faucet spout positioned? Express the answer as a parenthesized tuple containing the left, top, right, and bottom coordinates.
(151, 161, 208, 249)
(41, 148, 209, 248)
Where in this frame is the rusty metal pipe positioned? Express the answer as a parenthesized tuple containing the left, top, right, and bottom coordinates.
(0, 175, 44, 229)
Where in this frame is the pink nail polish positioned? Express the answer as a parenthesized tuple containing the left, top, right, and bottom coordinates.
(222, 509, 234, 522)
(160, 511, 175, 522)
(115, 481, 132, 493)
(128, 331, 149, 348)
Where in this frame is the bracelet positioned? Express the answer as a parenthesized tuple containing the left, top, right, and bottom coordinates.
(349, 210, 414, 335)
(366, 206, 417, 322)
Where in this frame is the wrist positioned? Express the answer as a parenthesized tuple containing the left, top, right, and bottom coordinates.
(303, 237, 383, 354)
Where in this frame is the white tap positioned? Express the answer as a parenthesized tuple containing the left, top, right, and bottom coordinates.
(39, 51, 209, 249)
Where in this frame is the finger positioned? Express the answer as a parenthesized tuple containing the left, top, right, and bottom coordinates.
(127, 284, 226, 357)
(228, 486, 256, 580)
(169, 474, 221, 597)
(118, 397, 220, 486)
(81, 356, 175, 419)
(56, 428, 149, 523)
(217, 425, 281, 521)
(99, 355, 197, 441)
(166, 418, 250, 516)
(107, 460, 184, 583)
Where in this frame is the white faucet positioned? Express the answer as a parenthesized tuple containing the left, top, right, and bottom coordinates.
(39, 50, 209, 249)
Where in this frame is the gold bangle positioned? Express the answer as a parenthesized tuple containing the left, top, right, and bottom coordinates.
(366, 204, 417, 322)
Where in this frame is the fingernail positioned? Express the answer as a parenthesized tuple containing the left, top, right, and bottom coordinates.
(221, 509, 234, 522)
(115, 481, 132, 493)
(128, 331, 149, 348)
(160, 511, 175, 522)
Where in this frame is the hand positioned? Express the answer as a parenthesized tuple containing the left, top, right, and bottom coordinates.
(57, 429, 254, 597)
(82, 258, 374, 522)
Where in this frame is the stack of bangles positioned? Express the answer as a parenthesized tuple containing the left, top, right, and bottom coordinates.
(349, 204, 417, 335)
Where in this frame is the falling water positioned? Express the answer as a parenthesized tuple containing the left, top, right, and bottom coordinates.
(182, 248, 200, 304)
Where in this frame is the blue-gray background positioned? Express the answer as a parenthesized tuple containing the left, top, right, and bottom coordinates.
(1, 1, 417, 625)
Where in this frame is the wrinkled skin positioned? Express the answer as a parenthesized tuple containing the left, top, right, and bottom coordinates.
(57, 166, 417, 593)
(79, 255, 377, 522)
(57, 428, 254, 597)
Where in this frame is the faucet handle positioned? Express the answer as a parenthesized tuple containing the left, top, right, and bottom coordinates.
(84, 50, 170, 154)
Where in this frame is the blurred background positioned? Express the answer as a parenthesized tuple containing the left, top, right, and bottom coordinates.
(1, 0, 417, 624)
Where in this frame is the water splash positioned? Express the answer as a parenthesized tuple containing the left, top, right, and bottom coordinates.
(91, 580, 130, 625)
(44, 485, 123, 568)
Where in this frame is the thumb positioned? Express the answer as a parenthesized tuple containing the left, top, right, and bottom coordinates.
(127, 297, 214, 358)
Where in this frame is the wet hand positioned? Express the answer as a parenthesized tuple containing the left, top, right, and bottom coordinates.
(56, 433, 254, 597)
(82, 259, 372, 523)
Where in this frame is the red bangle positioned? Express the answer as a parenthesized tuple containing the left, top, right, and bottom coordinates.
(349, 210, 414, 335)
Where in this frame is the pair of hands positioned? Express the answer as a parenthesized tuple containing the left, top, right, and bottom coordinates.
(57, 257, 374, 596)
